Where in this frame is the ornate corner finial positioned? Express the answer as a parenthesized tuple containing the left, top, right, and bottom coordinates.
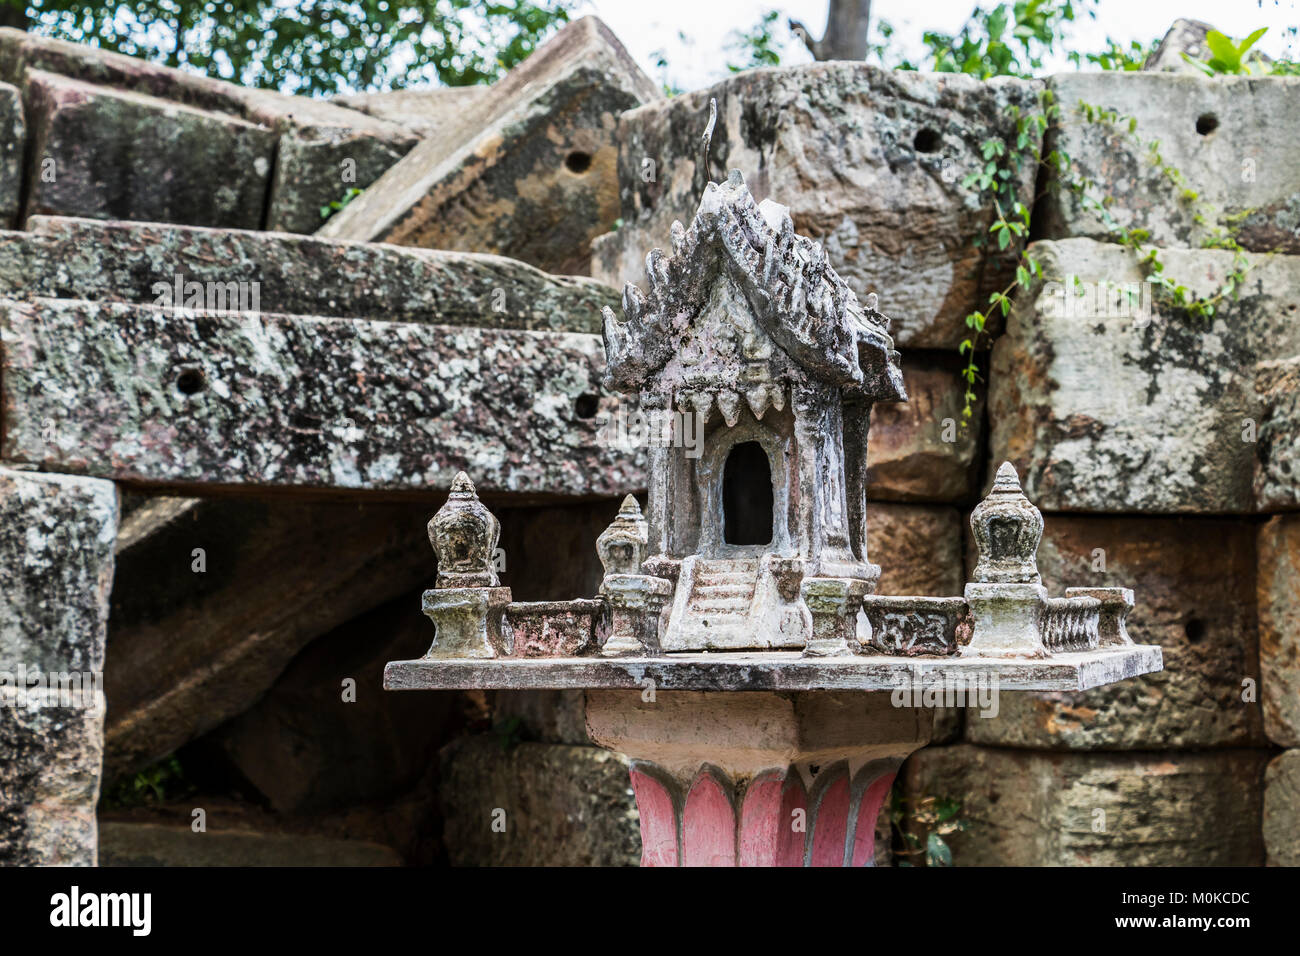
(694, 96, 719, 201)
(428, 471, 501, 589)
(970, 461, 1043, 585)
(597, 494, 648, 576)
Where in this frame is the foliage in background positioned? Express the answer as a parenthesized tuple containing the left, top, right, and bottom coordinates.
(320, 186, 364, 222)
(102, 755, 195, 810)
(726, 9, 782, 73)
(891, 789, 968, 866)
(1081, 36, 1156, 71)
(725, 0, 1158, 79)
(911, 0, 1093, 77)
(0, 0, 572, 95)
(493, 715, 525, 751)
(1182, 27, 1271, 76)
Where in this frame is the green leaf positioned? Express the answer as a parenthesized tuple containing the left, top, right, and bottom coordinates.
(926, 832, 953, 867)
(1240, 28, 1270, 57)
(1205, 30, 1239, 66)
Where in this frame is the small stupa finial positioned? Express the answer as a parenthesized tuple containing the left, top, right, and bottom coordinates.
(970, 461, 1043, 585)
(428, 471, 501, 588)
(597, 495, 649, 577)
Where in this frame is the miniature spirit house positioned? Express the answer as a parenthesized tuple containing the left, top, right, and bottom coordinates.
(386, 168, 1162, 867)
(601, 170, 906, 654)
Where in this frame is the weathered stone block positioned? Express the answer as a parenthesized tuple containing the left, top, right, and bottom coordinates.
(232, 92, 416, 238)
(0, 216, 616, 333)
(592, 66, 1041, 349)
(22, 70, 276, 228)
(439, 736, 639, 866)
(1260, 514, 1300, 747)
(0, 80, 21, 227)
(0, 699, 103, 866)
(1041, 72, 1300, 253)
(0, 467, 117, 866)
(966, 514, 1264, 749)
(98, 822, 403, 867)
(905, 744, 1267, 866)
(490, 690, 589, 745)
(0, 297, 643, 497)
(1142, 19, 1216, 75)
(319, 17, 659, 276)
(203, 595, 452, 813)
(211, 96, 414, 237)
(870, 502, 964, 598)
(0, 27, 417, 235)
(1263, 749, 1300, 867)
(331, 87, 489, 138)
(1255, 355, 1300, 511)
(267, 123, 413, 234)
(103, 498, 438, 778)
(0, 26, 251, 110)
(0, 468, 117, 673)
(868, 354, 981, 502)
(990, 238, 1300, 513)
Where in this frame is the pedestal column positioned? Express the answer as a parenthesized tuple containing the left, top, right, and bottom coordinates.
(585, 690, 933, 867)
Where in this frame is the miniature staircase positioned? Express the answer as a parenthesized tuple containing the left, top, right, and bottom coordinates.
(663, 557, 762, 650)
(691, 559, 760, 620)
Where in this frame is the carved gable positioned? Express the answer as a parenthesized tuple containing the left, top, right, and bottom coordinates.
(654, 271, 791, 398)
(601, 169, 906, 407)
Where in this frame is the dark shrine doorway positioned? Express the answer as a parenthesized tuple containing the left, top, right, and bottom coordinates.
(722, 441, 774, 546)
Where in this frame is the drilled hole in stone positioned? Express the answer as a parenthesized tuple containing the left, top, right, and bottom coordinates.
(1184, 617, 1207, 643)
(913, 128, 941, 153)
(574, 393, 600, 419)
(564, 151, 592, 174)
(1195, 113, 1219, 135)
(175, 367, 206, 396)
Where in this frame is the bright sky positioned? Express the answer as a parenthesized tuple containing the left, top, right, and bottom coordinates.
(578, 0, 1300, 91)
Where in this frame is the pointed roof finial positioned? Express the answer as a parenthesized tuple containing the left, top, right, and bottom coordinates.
(618, 494, 642, 517)
(449, 470, 476, 496)
(694, 97, 718, 200)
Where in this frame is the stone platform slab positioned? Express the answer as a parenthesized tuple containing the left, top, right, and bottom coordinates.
(385, 645, 1163, 694)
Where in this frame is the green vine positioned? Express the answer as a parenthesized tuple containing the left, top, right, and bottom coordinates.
(956, 88, 1259, 424)
(1065, 101, 1254, 320)
(957, 91, 1050, 426)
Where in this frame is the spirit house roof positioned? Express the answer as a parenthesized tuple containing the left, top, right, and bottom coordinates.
(601, 169, 907, 405)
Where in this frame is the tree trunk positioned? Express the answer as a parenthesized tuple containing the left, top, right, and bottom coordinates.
(791, 0, 872, 61)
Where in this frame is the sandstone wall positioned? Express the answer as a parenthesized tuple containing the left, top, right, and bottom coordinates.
(917, 69, 1296, 867)
(1, 23, 1294, 867)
